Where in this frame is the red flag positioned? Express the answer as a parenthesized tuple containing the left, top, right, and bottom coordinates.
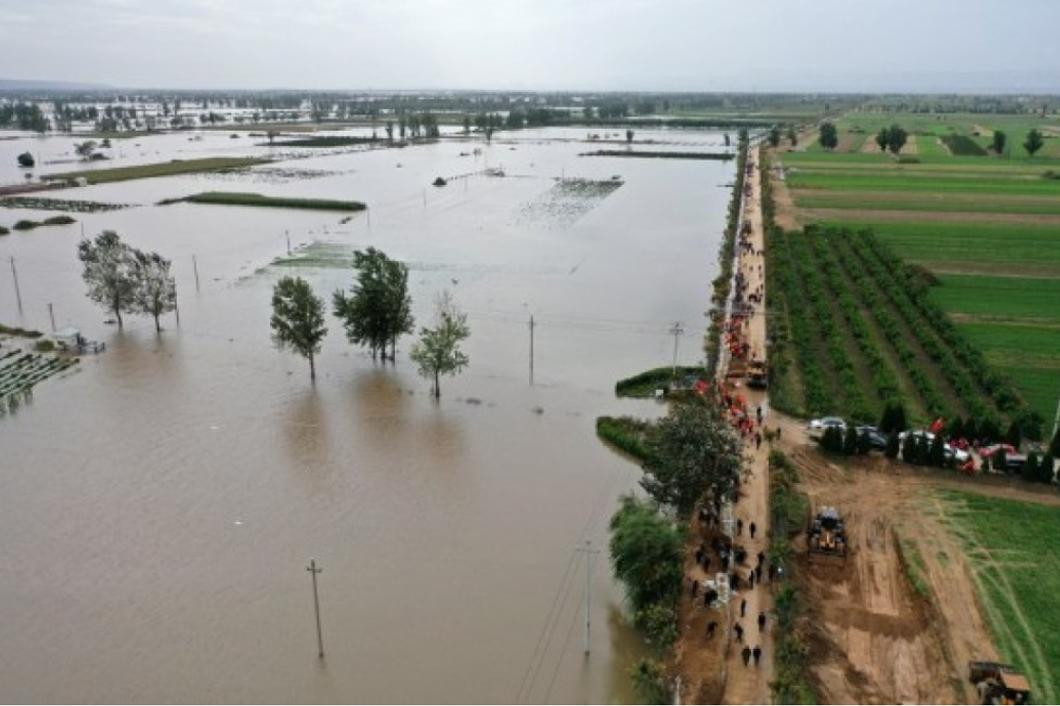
(929, 417, 944, 434)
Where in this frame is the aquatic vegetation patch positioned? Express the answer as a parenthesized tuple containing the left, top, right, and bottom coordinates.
(0, 196, 131, 212)
(8, 215, 76, 231)
(267, 136, 379, 147)
(167, 192, 366, 211)
(42, 157, 271, 185)
(515, 178, 623, 228)
(580, 149, 734, 160)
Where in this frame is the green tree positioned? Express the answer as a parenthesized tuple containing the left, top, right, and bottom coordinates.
(1022, 452, 1040, 482)
(886, 124, 908, 155)
(991, 130, 1006, 155)
(641, 400, 745, 515)
(879, 399, 907, 434)
(608, 495, 683, 610)
(74, 140, 97, 161)
(270, 276, 327, 381)
(787, 126, 798, 146)
(885, 432, 900, 459)
(634, 602, 677, 649)
(1039, 454, 1055, 484)
(875, 127, 889, 153)
(629, 659, 671, 705)
(818, 122, 838, 150)
(78, 230, 138, 329)
(132, 250, 177, 332)
(1023, 128, 1044, 157)
(409, 291, 470, 398)
(768, 126, 781, 147)
(332, 248, 413, 361)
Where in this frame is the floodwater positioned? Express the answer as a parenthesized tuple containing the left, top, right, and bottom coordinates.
(0, 126, 733, 703)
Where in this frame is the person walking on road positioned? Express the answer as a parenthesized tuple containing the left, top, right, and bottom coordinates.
(758, 611, 766, 632)
(742, 645, 752, 666)
(753, 645, 762, 666)
(740, 597, 747, 617)
(749, 521, 757, 539)
(734, 623, 744, 643)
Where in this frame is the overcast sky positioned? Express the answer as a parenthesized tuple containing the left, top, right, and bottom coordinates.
(3, 0, 1059, 92)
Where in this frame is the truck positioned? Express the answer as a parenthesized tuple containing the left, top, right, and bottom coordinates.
(968, 661, 1031, 704)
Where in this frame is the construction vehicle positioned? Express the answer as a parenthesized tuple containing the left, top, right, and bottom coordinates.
(968, 661, 1031, 704)
(808, 506, 847, 560)
(747, 360, 768, 389)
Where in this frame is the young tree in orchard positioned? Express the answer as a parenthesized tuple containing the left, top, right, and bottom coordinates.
(991, 130, 1006, 155)
(886, 124, 908, 155)
(409, 291, 470, 399)
(641, 399, 745, 516)
(786, 126, 797, 146)
(133, 250, 177, 332)
(768, 126, 781, 147)
(818, 121, 838, 150)
(271, 276, 327, 382)
(875, 127, 889, 152)
(332, 247, 413, 361)
(78, 230, 139, 329)
(1023, 128, 1044, 157)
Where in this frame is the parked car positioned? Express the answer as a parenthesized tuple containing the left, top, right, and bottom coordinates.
(898, 430, 970, 463)
(855, 425, 888, 451)
(808, 417, 846, 438)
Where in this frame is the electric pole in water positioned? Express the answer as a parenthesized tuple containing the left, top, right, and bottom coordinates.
(9, 257, 22, 315)
(528, 315, 535, 385)
(192, 255, 201, 292)
(306, 558, 324, 658)
(48, 303, 56, 332)
(576, 540, 600, 655)
(669, 321, 684, 379)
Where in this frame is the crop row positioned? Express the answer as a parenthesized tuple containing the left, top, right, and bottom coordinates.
(841, 230, 991, 420)
(769, 228, 831, 414)
(783, 230, 873, 420)
(758, 155, 798, 413)
(823, 229, 950, 418)
(859, 235, 1024, 413)
(807, 232, 902, 406)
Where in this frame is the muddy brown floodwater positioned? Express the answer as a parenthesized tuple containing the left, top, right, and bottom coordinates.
(0, 126, 733, 702)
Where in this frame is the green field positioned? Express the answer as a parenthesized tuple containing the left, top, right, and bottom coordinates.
(935, 490, 1060, 703)
(42, 157, 271, 184)
(777, 114, 1060, 424)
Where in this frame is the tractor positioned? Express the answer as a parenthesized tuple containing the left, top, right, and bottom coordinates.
(747, 359, 768, 389)
(968, 661, 1031, 704)
(808, 506, 847, 561)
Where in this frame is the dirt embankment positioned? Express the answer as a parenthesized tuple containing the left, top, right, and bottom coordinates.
(771, 440, 1051, 704)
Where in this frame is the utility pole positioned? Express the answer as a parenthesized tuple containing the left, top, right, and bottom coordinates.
(285, 230, 291, 256)
(575, 540, 600, 656)
(192, 255, 201, 292)
(669, 321, 684, 379)
(48, 303, 56, 332)
(9, 257, 22, 315)
(528, 315, 535, 385)
(306, 558, 324, 659)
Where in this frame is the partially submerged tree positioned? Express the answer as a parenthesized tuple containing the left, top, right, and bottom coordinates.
(641, 399, 745, 515)
(409, 291, 469, 398)
(626, 129, 634, 144)
(133, 250, 177, 332)
(991, 130, 1006, 155)
(818, 122, 838, 150)
(74, 141, 97, 161)
(332, 247, 413, 361)
(1023, 128, 1044, 157)
(768, 126, 781, 147)
(609, 494, 683, 612)
(271, 276, 327, 381)
(78, 230, 139, 329)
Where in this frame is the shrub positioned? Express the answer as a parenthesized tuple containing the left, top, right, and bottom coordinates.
(879, 399, 907, 434)
(12, 219, 39, 230)
(33, 339, 55, 353)
(629, 659, 671, 705)
(634, 602, 678, 649)
(596, 416, 652, 462)
(608, 495, 683, 612)
(42, 214, 76, 225)
(0, 226, 9, 236)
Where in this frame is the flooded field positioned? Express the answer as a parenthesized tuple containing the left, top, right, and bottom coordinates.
(0, 126, 733, 702)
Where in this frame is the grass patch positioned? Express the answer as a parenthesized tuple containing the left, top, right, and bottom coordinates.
(937, 489, 1060, 703)
(0, 324, 43, 338)
(896, 534, 931, 598)
(579, 149, 734, 160)
(930, 274, 1060, 322)
(173, 192, 366, 211)
(595, 415, 652, 462)
(268, 136, 379, 147)
(42, 157, 270, 184)
(614, 366, 703, 398)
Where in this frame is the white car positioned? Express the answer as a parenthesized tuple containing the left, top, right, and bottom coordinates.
(808, 417, 846, 438)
